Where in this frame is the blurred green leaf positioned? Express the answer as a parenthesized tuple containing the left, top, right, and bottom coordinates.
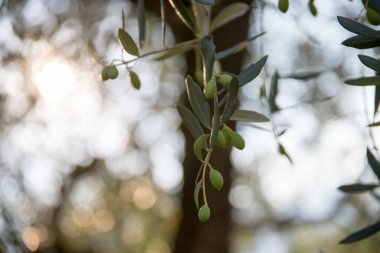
(238, 55, 268, 86)
(168, 0, 195, 32)
(118, 28, 139, 56)
(278, 0, 289, 13)
(375, 86, 380, 114)
(358, 54, 380, 72)
(345, 76, 380, 86)
(342, 35, 380, 49)
(210, 97, 220, 147)
(194, 134, 209, 161)
(269, 71, 280, 113)
(186, 75, 211, 128)
(338, 183, 379, 193)
(215, 32, 266, 61)
(309, 0, 317, 16)
(137, 0, 146, 49)
(194, 180, 202, 209)
(200, 35, 216, 83)
(340, 221, 380, 244)
(154, 42, 196, 60)
(278, 143, 293, 163)
(177, 105, 204, 139)
(194, 0, 214, 5)
(230, 110, 269, 122)
(129, 70, 141, 89)
(367, 148, 380, 180)
(368, 121, 380, 127)
(221, 77, 239, 124)
(282, 71, 322, 80)
(210, 3, 249, 32)
(337, 16, 379, 37)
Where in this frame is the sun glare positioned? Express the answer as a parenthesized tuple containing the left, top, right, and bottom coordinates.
(33, 58, 77, 100)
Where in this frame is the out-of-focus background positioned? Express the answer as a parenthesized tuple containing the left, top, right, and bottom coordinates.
(0, 0, 379, 252)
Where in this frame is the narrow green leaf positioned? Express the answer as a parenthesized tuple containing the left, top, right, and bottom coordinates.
(198, 204, 210, 222)
(368, 122, 380, 127)
(186, 75, 211, 128)
(154, 42, 196, 60)
(200, 35, 216, 83)
(375, 86, 380, 114)
(309, 0, 317, 16)
(238, 55, 268, 86)
(118, 28, 139, 56)
(193, 134, 209, 161)
(137, 0, 146, 49)
(337, 16, 379, 37)
(358, 54, 380, 72)
(282, 71, 322, 80)
(342, 35, 380, 49)
(269, 71, 280, 113)
(210, 3, 249, 32)
(209, 168, 224, 191)
(278, 0, 289, 13)
(177, 105, 204, 139)
(278, 143, 293, 163)
(194, 0, 214, 5)
(168, 0, 195, 32)
(230, 110, 269, 122)
(129, 70, 141, 89)
(367, 148, 380, 180)
(209, 96, 220, 148)
(340, 221, 380, 244)
(338, 183, 379, 193)
(215, 33, 266, 61)
(345, 76, 380, 86)
(221, 77, 239, 124)
(194, 180, 202, 209)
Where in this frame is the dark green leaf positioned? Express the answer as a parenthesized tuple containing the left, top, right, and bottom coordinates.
(342, 35, 380, 49)
(309, 0, 317, 16)
(210, 3, 249, 32)
(278, 0, 289, 13)
(186, 75, 211, 128)
(230, 110, 270, 122)
(345, 76, 380, 86)
(358, 54, 380, 72)
(129, 70, 141, 89)
(210, 96, 220, 147)
(338, 183, 379, 193)
(367, 148, 380, 180)
(238, 55, 268, 86)
(368, 121, 380, 127)
(193, 134, 209, 161)
(269, 71, 280, 113)
(278, 143, 293, 163)
(118, 28, 139, 56)
(137, 0, 146, 49)
(194, 180, 202, 209)
(282, 71, 322, 80)
(221, 77, 239, 124)
(215, 32, 266, 61)
(177, 105, 204, 139)
(200, 35, 216, 83)
(194, 0, 214, 5)
(340, 221, 380, 244)
(375, 86, 380, 114)
(168, 0, 195, 32)
(337, 16, 379, 37)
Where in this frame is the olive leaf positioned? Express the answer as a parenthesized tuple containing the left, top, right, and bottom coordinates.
(209, 96, 220, 148)
(221, 77, 239, 124)
(345, 76, 380, 86)
(309, 0, 317, 16)
(338, 183, 379, 193)
(337, 16, 379, 38)
(137, 0, 146, 49)
(269, 71, 280, 113)
(154, 41, 197, 60)
(358, 54, 380, 72)
(278, 0, 289, 13)
(186, 75, 211, 128)
(278, 143, 293, 163)
(194, 180, 202, 209)
(200, 35, 216, 83)
(342, 35, 380, 49)
(177, 105, 204, 139)
(168, 0, 195, 32)
(367, 148, 380, 180)
(210, 3, 249, 32)
(129, 70, 141, 89)
(118, 28, 139, 56)
(238, 55, 268, 86)
(230, 110, 269, 122)
(194, 134, 209, 161)
(340, 221, 380, 244)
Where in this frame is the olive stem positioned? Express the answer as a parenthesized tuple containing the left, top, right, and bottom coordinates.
(201, 149, 213, 205)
